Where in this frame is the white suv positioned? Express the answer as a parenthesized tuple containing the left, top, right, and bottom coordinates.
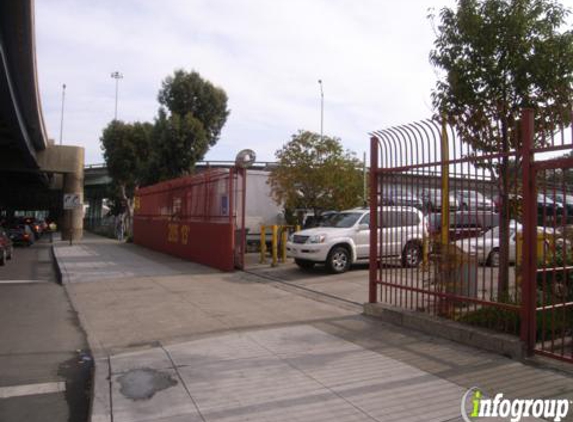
(286, 207, 426, 273)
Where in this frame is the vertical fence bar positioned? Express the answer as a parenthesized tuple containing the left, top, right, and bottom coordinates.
(281, 227, 288, 262)
(521, 109, 537, 355)
(229, 167, 236, 267)
(260, 226, 266, 263)
(240, 167, 247, 270)
(369, 136, 379, 303)
(271, 225, 278, 267)
(440, 117, 450, 247)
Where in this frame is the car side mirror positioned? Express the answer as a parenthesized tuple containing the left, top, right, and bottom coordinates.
(357, 224, 369, 231)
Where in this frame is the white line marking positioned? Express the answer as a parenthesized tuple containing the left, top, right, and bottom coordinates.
(0, 382, 66, 399)
(0, 280, 51, 284)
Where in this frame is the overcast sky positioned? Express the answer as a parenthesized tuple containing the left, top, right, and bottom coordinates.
(34, 0, 570, 165)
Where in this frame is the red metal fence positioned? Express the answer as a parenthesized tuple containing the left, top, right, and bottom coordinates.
(133, 168, 246, 271)
(369, 110, 573, 363)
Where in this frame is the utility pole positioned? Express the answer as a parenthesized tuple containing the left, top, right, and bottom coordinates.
(318, 79, 324, 142)
(59, 83, 66, 145)
(111, 71, 123, 120)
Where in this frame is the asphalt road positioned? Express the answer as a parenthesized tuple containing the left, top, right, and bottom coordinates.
(0, 236, 91, 422)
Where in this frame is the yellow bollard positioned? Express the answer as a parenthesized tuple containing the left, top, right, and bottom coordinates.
(281, 226, 288, 262)
(260, 226, 266, 263)
(271, 225, 278, 267)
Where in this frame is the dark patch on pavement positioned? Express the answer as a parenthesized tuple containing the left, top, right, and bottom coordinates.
(58, 351, 93, 422)
(118, 368, 177, 401)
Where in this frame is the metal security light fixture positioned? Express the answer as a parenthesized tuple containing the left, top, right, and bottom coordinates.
(235, 149, 256, 168)
(110, 71, 123, 120)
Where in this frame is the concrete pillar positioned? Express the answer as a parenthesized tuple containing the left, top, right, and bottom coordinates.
(61, 171, 83, 240)
(37, 145, 84, 240)
(38, 146, 85, 241)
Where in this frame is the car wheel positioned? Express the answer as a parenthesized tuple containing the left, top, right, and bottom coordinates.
(402, 242, 422, 268)
(295, 259, 315, 270)
(326, 246, 351, 274)
(487, 249, 500, 267)
(0, 249, 5, 266)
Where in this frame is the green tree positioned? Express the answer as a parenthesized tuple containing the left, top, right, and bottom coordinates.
(429, 0, 573, 295)
(144, 109, 209, 183)
(100, 120, 152, 235)
(147, 70, 230, 183)
(268, 131, 364, 220)
(149, 70, 230, 181)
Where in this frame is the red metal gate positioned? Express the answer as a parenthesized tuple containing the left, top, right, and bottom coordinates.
(133, 168, 247, 271)
(521, 110, 573, 363)
(369, 110, 573, 363)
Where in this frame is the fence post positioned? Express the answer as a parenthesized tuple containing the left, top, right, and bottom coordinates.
(260, 226, 266, 263)
(369, 136, 379, 303)
(281, 226, 288, 262)
(229, 167, 235, 269)
(271, 225, 278, 267)
(440, 116, 450, 246)
(240, 167, 247, 270)
(520, 109, 536, 356)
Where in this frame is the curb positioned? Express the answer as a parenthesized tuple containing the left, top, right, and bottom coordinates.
(51, 244, 69, 284)
(51, 241, 111, 422)
(363, 302, 525, 360)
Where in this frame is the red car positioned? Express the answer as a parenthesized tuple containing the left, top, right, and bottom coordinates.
(7, 224, 34, 247)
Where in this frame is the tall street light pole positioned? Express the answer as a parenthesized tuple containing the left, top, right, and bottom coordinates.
(111, 71, 123, 120)
(318, 79, 324, 142)
(59, 83, 66, 145)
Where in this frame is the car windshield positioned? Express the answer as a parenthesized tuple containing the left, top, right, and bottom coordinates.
(322, 212, 363, 228)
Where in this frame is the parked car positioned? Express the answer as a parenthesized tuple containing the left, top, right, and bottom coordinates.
(286, 206, 426, 273)
(391, 194, 424, 210)
(22, 217, 43, 240)
(0, 227, 14, 265)
(537, 194, 564, 226)
(302, 211, 339, 229)
(454, 190, 495, 211)
(455, 221, 551, 266)
(426, 211, 499, 241)
(7, 224, 35, 246)
(455, 224, 519, 266)
(421, 188, 459, 213)
(554, 193, 573, 224)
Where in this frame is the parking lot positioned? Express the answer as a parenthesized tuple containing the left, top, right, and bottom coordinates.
(246, 255, 369, 305)
(245, 253, 514, 308)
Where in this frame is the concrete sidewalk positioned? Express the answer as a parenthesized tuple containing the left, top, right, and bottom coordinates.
(54, 233, 573, 422)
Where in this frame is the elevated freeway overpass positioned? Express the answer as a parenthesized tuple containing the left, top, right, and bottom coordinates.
(0, 0, 84, 240)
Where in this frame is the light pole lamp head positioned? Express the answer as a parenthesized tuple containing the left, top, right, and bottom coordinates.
(111, 71, 123, 79)
(235, 149, 256, 168)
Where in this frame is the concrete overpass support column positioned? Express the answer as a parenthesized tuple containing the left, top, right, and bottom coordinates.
(61, 168, 84, 241)
(39, 146, 85, 241)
